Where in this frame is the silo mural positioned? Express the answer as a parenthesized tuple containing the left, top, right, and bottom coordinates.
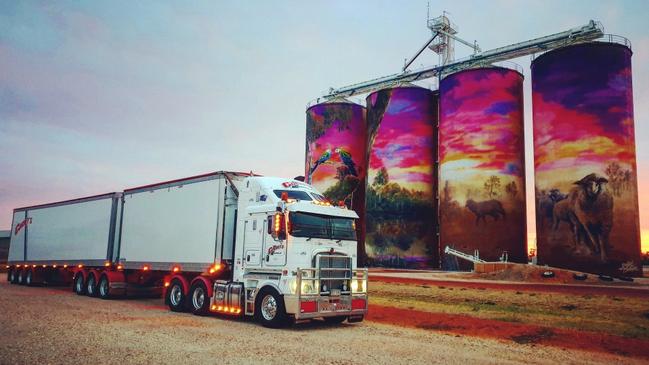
(365, 87, 438, 269)
(439, 68, 527, 268)
(305, 101, 367, 261)
(532, 42, 641, 276)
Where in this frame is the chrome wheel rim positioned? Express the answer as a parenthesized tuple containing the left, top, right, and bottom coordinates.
(192, 287, 205, 310)
(9, 271, 14, 281)
(99, 278, 109, 297)
(170, 285, 183, 307)
(261, 294, 277, 321)
(87, 276, 95, 295)
(26, 272, 32, 285)
(18, 272, 23, 284)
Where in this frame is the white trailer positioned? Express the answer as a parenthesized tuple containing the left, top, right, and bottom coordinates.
(6, 171, 368, 327)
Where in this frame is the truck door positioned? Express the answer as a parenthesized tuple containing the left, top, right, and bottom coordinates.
(243, 217, 262, 267)
(263, 216, 287, 267)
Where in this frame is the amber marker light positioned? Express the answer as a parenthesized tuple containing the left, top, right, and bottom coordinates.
(209, 263, 222, 274)
(164, 282, 170, 287)
(142, 265, 150, 271)
(63, 264, 68, 268)
(104, 262, 111, 267)
(42, 264, 47, 268)
(32, 264, 37, 268)
(172, 266, 180, 273)
(52, 265, 57, 268)
(78, 264, 84, 269)
(116, 264, 123, 270)
(211, 305, 217, 311)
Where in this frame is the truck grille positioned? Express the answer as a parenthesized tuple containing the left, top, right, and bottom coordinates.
(317, 255, 352, 294)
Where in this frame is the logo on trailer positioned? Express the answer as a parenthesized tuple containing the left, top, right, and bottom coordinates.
(15, 217, 32, 235)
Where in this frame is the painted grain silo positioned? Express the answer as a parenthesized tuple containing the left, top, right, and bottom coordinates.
(532, 40, 642, 276)
(305, 100, 368, 261)
(365, 86, 438, 269)
(439, 67, 527, 269)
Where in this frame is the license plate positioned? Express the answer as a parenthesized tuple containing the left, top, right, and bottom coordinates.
(319, 301, 350, 312)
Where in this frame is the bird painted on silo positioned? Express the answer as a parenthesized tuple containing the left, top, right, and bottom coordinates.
(309, 149, 332, 176)
(335, 147, 358, 177)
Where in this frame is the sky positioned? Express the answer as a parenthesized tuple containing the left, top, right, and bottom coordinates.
(1, 0, 648, 253)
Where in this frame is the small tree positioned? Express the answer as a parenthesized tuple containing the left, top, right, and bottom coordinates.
(483, 175, 502, 199)
(505, 181, 518, 198)
(373, 167, 389, 187)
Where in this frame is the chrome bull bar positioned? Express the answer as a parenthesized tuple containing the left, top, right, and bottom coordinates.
(286, 267, 368, 320)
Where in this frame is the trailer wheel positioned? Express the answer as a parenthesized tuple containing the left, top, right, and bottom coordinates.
(10, 269, 19, 284)
(17, 269, 26, 285)
(98, 275, 111, 299)
(189, 281, 210, 316)
(255, 287, 288, 328)
(25, 270, 34, 286)
(7, 268, 15, 283)
(86, 274, 98, 297)
(74, 273, 86, 295)
(166, 279, 187, 312)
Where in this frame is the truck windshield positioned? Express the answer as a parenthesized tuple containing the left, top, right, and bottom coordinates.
(289, 212, 356, 241)
(273, 190, 312, 201)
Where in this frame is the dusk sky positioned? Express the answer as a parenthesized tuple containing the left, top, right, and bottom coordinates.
(1, 1, 648, 252)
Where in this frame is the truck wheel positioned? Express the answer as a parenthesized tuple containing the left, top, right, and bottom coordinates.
(166, 279, 187, 312)
(98, 275, 111, 299)
(323, 316, 347, 325)
(6, 268, 11, 282)
(17, 270, 25, 285)
(74, 273, 86, 295)
(189, 281, 210, 316)
(86, 274, 98, 297)
(255, 288, 288, 328)
(10, 269, 19, 284)
(25, 270, 34, 286)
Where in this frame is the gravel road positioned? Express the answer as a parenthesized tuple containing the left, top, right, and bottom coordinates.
(0, 280, 643, 365)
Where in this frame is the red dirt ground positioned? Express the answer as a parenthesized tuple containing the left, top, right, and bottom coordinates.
(366, 304, 649, 359)
(371, 275, 649, 298)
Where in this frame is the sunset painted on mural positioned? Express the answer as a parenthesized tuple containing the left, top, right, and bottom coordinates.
(368, 88, 436, 193)
(439, 68, 526, 200)
(533, 44, 636, 191)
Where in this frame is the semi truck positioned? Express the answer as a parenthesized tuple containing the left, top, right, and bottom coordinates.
(6, 171, 368, 327)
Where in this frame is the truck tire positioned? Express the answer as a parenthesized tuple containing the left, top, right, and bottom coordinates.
(10, 269, 19, 284)
(25, 270, 34, 286)
(166, 279, 187, 312)
(17, 269, 26, 285)
(86, 274, 98, 297)
(98, 275, 112, 299)
(255, 288, 289, 328)
(74, 273, 86, 295)
(8, 268, 15, 283)
(189, 281, 210, 316)
(323, 316, 347, 325)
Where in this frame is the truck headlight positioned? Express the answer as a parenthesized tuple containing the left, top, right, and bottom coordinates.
(351, 279, 365, 293)
(301, 280, 318, 295)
